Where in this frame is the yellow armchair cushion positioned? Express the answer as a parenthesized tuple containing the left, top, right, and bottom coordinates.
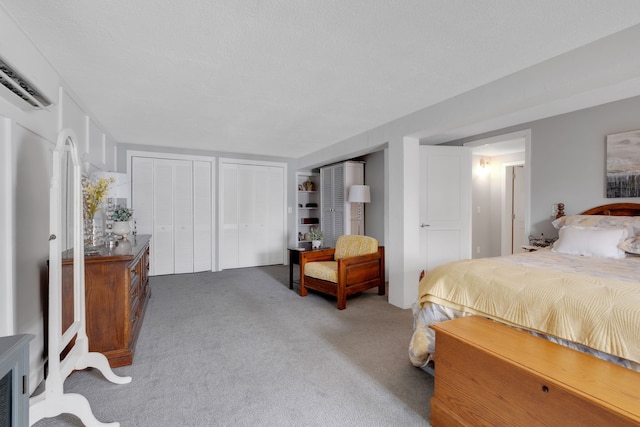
(334, 235, 378, 260)
(304, 261, 338, 283)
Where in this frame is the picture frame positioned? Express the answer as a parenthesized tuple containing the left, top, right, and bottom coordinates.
(606, 129, 640, 198)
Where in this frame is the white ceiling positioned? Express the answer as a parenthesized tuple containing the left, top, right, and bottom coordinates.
(3, 1, 640, 158)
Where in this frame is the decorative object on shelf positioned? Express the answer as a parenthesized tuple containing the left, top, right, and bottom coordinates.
(528, 233, 557, 248)
(104, 197, 117, 249)
(84, 218, 103, 252)
(303, 179, 315, 191)
(82, 175, 114, 249)
(110, 205, 134, 240)
(113, 239, 132, 255)
(348, 184, 371, 235)
(309, 227, 324, 249)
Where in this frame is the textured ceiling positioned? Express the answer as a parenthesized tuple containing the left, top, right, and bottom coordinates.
(2, 1, 640, 158)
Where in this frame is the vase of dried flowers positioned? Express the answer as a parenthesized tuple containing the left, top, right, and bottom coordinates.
(82, 176, 114, 250)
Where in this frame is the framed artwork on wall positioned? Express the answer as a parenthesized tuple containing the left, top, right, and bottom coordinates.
(606, 129, 640, 198)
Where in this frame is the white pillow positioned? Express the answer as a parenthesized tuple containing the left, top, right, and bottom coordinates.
(552, 215, 640, 236)
(552, 227, 628, 259)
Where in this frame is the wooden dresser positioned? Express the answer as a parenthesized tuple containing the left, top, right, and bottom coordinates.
(62, 234, 151, 367)
(430, 316, 640, 427)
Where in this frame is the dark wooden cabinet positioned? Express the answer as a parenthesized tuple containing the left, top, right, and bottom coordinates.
(62, 235, 151, 367)
(0, 334, 33, 427)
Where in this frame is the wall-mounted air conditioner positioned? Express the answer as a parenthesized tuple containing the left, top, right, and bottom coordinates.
(0, 10, 58, 110)
(0, 56, 53, 109)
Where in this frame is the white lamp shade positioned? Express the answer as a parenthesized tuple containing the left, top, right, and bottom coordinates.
(348, 185, 371, 203)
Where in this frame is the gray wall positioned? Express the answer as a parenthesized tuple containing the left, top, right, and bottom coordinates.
(363, 149, 385, 245)
(451, 95, 640, 239)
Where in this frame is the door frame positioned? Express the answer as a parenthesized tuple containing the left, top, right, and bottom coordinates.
(464, 129, 531, 257)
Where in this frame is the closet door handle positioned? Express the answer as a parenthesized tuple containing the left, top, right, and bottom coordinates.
(420, 223, 430, 228)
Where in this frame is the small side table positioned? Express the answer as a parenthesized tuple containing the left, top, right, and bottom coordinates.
(288, 248, 305, 289)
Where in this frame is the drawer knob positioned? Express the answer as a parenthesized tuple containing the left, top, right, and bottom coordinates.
(541, 385, 549, 393)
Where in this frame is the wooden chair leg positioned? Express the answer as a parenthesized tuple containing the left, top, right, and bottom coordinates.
(337, 284, 346, 310)
(299, 276, 307, 297)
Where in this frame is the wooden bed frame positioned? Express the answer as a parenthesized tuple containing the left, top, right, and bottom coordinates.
(579, 202, 640, 216)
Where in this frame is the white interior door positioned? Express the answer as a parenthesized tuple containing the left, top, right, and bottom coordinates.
(419, 146, 471, 272)
(267, 166, 284, 264)
(220, 160, 286, 269)
(221, 163, 239, 269)
(173, 160, 194, 274)
(153, 159, 175, 275)
(512, 165, 526, 253)
(131, 154, 214, 275)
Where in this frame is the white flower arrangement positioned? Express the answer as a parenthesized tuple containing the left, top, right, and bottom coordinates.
(110, 205, 134, 222)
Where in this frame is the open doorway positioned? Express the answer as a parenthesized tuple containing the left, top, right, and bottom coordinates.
(505, 163, 526, 254)
(464, 130, 530, 258)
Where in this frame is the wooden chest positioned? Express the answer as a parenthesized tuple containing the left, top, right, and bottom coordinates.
(430, 316, 640, 426)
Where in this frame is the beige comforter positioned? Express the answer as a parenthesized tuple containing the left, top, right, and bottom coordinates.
(413, 250, 640, 365)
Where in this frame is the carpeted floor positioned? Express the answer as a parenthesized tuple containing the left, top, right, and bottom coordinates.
(33, 265, 433, 426)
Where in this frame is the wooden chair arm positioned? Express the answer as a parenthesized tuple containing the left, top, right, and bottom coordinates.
(299, 248, 335, 263)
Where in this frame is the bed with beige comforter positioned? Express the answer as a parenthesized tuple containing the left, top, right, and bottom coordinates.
(409, 248, 640, 372)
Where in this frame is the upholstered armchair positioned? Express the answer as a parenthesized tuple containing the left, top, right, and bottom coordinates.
(299, 235, 385, 309)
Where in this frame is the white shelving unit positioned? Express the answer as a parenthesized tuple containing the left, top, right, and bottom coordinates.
(296, 172, 320, 249)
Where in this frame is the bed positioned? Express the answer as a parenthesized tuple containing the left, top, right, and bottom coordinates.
(409, 203, 640, 374)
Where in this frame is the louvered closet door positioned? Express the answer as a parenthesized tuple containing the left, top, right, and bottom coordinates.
(221, 163, 239, 269)
(132, 156, 213, 276)
(220, 161, 285, 269)
(266, 166, 284, 264)
(153, 159, 175, 275)
(173, 160, 194, 274)
(193, 161, 212, 271)
(321, 164, 345, 248)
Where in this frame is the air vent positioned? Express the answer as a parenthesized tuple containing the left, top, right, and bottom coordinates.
(0, 56, 52, 109)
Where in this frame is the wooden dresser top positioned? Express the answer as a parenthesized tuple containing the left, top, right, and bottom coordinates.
(61, 234, 151, 263)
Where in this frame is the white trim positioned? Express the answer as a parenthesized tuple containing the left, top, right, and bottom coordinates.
(218, 157, 286, 168)
(0, 117, 13, 336)
(463, 129, 530, 148)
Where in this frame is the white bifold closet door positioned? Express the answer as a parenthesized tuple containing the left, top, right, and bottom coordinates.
(221, 162, 285, 269)
(132, 156, 212, 276)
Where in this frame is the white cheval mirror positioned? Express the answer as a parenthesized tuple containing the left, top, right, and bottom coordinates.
(29, 129, 131, 427)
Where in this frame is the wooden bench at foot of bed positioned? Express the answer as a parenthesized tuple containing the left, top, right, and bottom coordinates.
(430, 316, 640, 427)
